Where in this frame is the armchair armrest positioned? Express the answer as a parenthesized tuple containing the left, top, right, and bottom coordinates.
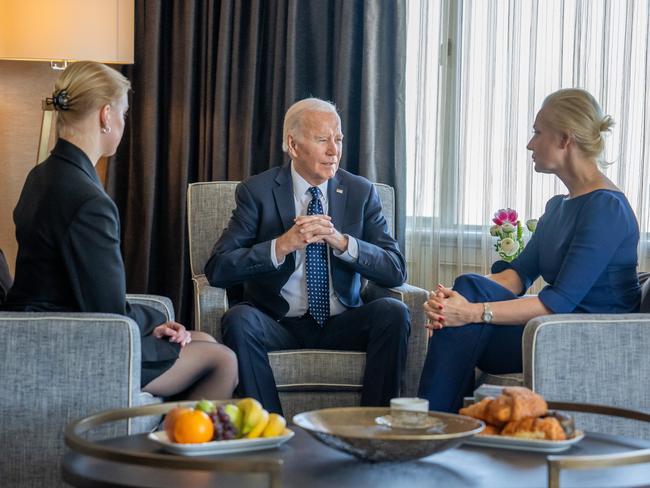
(192, 274, 228, 340)
(126, 294, 175, 321)
(363, 282, 429, 397)
(523, 313, 650, 438)
(0, 311, 146, 486)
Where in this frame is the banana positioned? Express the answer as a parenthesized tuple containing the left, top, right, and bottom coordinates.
(245, 408, 269, 439)
(262, 413, 286, 437)
(237, 397, 265, 436)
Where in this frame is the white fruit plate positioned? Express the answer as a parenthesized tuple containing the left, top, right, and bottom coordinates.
(148, 429, 295, 456)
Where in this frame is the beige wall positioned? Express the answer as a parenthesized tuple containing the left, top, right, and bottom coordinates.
(0, 60, 59, 274)
(0, 60, 108, 276)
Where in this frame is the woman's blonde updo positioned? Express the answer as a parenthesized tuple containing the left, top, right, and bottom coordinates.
(51, 61, 130, 133)
(541, 88, 614, 165)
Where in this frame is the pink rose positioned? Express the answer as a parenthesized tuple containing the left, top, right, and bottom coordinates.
(492, 208, 518, 226)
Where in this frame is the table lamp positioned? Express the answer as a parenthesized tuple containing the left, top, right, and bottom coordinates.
(0, 0, 134, 163)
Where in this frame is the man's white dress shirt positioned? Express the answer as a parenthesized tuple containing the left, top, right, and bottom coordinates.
(270, 163, 358, 318)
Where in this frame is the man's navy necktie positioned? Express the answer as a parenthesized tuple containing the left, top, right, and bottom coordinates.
(306, 186, 330, 327)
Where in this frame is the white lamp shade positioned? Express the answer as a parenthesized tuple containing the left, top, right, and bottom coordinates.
(0, 0, 134, 64)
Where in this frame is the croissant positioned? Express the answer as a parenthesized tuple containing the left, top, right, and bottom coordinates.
(459, 397, 494, 422)
(460, 387, 574, 440)
(546, 410, 575, 437)
(485, 387, 548, 426)
(477, 423, 502, 436)
(501, 416, 566, 441)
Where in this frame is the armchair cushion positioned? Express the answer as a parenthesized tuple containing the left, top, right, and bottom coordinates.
(523, 314, 650, 439)
(269, 350, 365, 390)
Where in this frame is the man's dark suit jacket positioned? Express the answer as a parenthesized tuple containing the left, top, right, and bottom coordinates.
(205, 164, 407, 320)
(4, 139, 178, 385)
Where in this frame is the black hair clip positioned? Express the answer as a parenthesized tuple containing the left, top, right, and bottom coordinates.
(46, 89, 70, 111)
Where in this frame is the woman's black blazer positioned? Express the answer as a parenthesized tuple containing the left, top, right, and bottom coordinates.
(4, 139, 179, 385)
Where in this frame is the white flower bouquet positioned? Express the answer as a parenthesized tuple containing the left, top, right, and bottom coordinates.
(490, 208, 537, 262)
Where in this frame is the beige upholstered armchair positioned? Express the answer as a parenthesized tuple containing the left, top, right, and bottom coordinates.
(187, 181, 429, 419)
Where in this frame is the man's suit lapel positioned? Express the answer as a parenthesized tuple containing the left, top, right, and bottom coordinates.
(272, 166, 347, 232)
(328, 172, 347, 231)
(273, 165, 295, 232)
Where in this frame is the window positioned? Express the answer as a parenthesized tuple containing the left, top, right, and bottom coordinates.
(405, 0, 650, 289)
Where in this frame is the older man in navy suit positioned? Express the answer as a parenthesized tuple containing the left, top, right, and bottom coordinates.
(205, 98, 410, 414)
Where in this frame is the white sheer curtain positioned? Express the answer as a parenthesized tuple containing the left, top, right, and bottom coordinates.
(405, 0, 650, 291)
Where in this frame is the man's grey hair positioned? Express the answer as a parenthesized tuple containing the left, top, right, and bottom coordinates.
(282, 98, 340, 152)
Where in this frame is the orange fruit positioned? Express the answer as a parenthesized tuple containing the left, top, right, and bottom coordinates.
(163, 407, 193, 441)
(173, 410, 214, 444)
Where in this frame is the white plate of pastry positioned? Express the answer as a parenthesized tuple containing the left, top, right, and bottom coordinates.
(460, 386, 584, 452)
(465, 429, 585, 453)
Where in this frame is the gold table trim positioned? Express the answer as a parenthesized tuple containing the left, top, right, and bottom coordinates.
(64, 400, 282, 488)
(545, 401, 650, 488)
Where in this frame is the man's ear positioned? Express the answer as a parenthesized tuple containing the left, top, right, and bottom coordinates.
(287, 135, 299, 158)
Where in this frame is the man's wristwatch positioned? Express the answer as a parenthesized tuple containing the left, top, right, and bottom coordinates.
(481, 302, 493, 324)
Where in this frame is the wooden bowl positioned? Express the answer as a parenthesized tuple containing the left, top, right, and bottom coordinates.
(293, 407, 484, 462)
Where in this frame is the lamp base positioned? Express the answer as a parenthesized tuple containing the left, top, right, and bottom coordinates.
(37, 101, 56, 164)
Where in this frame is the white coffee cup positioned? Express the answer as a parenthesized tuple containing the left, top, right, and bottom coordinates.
(390, 397, 429, 428)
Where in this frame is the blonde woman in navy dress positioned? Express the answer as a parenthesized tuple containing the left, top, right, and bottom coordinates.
(418, 88, 641, 412)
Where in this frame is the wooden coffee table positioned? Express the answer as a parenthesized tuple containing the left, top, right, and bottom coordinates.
(61, 402, 650, 488)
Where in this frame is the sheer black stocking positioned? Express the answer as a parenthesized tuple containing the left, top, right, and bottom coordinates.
(143, 331, 238, 400)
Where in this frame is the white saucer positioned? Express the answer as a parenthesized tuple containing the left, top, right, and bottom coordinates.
(375, 414, 444, 430)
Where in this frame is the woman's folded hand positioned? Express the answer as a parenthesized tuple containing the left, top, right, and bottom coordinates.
(424, 284, 479, 328)
(153, 321, 192, 347)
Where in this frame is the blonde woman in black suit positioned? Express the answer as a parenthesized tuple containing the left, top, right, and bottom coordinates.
(4, 61, 238, 399)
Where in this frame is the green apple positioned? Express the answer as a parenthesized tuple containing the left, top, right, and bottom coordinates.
(195, 399, 216, 415)
(223, 403, 243, 435)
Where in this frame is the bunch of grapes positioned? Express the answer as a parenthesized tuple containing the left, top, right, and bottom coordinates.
(209, 406, 238, 440)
